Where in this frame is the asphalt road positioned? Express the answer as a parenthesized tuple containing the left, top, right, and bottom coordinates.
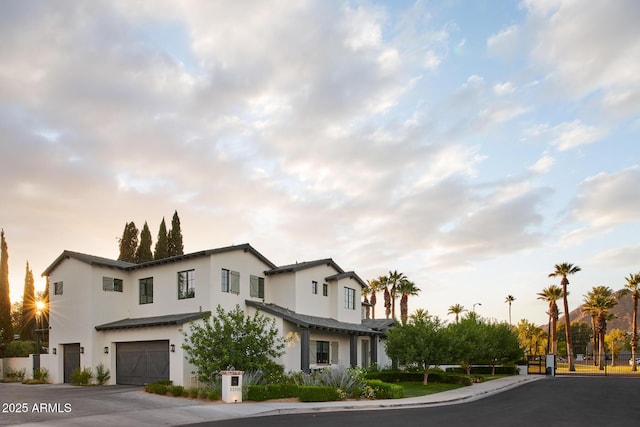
(187, 377, 640, 427)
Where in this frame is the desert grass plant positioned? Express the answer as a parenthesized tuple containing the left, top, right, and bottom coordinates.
(2, 367, 27, 382)
(70, 367, 93, 386)
(23, 368, 49, 384)
(94, 363, 111, 385)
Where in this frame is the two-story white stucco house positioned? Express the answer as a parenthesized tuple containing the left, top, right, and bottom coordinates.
(40, 243, 394, 386)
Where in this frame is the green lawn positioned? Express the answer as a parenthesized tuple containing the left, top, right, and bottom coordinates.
(397, 375, 511, 398)
(396, 381, 465, 397)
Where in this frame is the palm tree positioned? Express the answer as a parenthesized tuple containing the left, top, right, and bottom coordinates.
(447, 304, 466, 323)
(549, 262, 581, 371)
(583, 286, 618, 370)
(505, 295, 516, 325)
(537, 285, 564, 354)
(396, 279, 420, 324)
(361, 286, 371, 319)
(619, 273, 640, 371)
(366, 277, 384, 319)
(387, 270, 407, 319)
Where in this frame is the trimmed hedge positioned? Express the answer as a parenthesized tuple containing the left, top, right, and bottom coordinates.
(365, 380, 404, 399)
(445, 366, 518, 375)
(298, 386, 341, 402)
(247, 384, 300, 401)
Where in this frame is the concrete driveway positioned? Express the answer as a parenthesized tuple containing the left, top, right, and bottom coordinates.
(0, 383, 212, 426)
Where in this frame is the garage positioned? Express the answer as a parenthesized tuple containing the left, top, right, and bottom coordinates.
(116, 340, 169, 385)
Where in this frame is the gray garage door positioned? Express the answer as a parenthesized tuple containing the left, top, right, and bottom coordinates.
(116, 340, 169, 385)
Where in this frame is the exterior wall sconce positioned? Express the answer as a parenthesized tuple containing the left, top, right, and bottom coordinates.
(170, 344, 175, 352)
(80, 346, 84, 354)
(52, 348, 56, 355)
(104, 347, 109, 354)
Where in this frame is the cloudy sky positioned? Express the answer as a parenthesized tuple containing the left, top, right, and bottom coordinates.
(1, 0, 639, 326)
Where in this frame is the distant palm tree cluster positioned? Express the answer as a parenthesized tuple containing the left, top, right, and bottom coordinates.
(363, 271, 420, 324)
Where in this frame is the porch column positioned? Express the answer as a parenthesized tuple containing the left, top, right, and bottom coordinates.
(350, 333, 358, 368)
(370, 335, 378, 366)
(300, 327, 310, 373)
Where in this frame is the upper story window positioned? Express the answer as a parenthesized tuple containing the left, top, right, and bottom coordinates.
(344, 287, 355, 310)
(221, 269, 240, 294)
(103, 277, 123, 292)
(322, 283, 328, 297)
(139, 277, 153, 304)
(54, 281, 63, 295)
(312, 280, 318, 295)
(250, 275, 265, 298)
(178, 269, 195, 299)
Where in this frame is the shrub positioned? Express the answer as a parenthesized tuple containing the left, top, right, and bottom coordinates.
(94, 363, 111, 385)
(207, 390, 220, 400)
(70, 367, 93, 386)
(247, 385, 269, 401)
(298, 386, 341, 402)
(3, 368, 27, 382)
(145, 382, 168, 395)
(189, 388, 199, 398)
(365, 380, 404, 399)
(445, 366, 518, 375)
(198, 388, 208, 399)
(169, 385, 185, 397)
(32, 368, 49, 383)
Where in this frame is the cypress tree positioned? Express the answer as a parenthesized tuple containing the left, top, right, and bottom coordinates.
(135, 222, 153, 263)
(20, 261, 36, 341)
(154, 218, 169, 260)
(167, 210, 184, 257)
(117, 221, 139, 262)
(0, 229, 14, 351)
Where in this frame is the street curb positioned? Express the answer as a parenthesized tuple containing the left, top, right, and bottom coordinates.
(250, 376, 545, 418)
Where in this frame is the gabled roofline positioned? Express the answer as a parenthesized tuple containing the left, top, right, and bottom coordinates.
(265, 258, 344, 276)
(246, 300, 383, 336)
(42, 243, 276, 277)
(42, 250, 136, 276)
(325, 271, 367, 288)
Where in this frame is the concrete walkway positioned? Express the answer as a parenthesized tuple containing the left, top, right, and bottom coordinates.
(9, 375, 544, 427)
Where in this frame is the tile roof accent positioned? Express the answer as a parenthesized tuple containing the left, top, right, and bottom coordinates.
(325, 271, 367, 288)
(245, 300, 383, 335)
(42, 243, 276, 276)
(265, 258, 344, 275)
(95, 311, 210, 331)
(361, 318, 397, 332)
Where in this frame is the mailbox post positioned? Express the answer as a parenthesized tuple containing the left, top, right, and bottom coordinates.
(221, 370, 244, 403)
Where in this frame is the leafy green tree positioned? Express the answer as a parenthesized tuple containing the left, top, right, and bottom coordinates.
(182, 305, 286, 386)
(154, 217, 169, 260)
(620, 273, 640, 371)
(556, 321, 591, 358)
(448, 313, 489, 375)
(605, 329, 628, 366)
(0, 229, 13, 354)
(117, 222, 139, 262)
(484, 322, 523, 374)
(20, 262, 36, 340)
(516, 319, 547, 356)
(447, 304, 466, 323)
(537, 285, 564, 354)
(135, 222, 153, 263)
(167, 210, 184, 257)
(549, 262, 581, 371)
(385, 310, 449, 384)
